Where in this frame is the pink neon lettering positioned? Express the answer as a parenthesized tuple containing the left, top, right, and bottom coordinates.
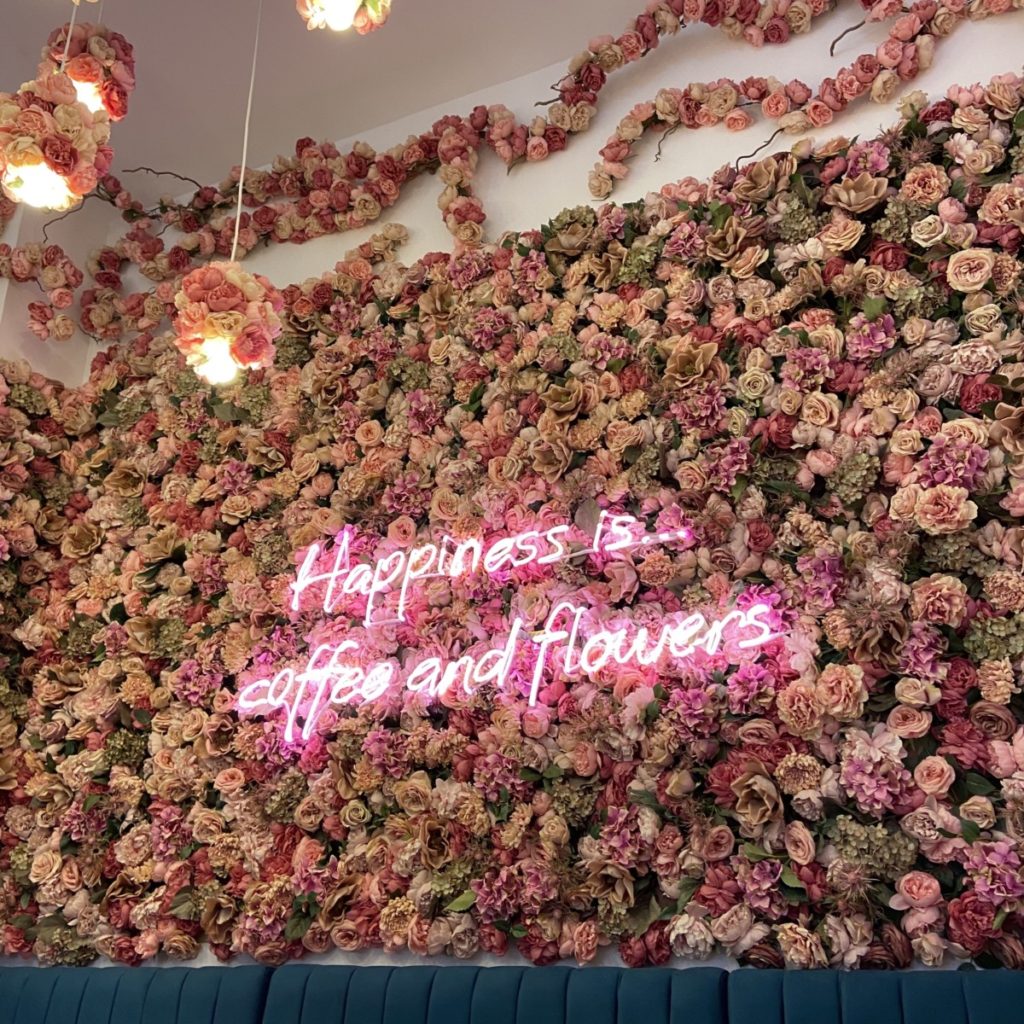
(240, 601, 776, 741)
(288, 513, 693, 626)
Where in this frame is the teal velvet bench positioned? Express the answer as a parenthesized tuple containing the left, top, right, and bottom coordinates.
(0, 965, 1022, 1024)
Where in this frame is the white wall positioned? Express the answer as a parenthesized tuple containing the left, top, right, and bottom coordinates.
(2, 8, 1024, 383)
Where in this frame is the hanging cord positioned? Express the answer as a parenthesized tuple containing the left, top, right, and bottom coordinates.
(59, 2, 80, 71)
(97, 0, 105, 22)
(231, 0, 264, 262)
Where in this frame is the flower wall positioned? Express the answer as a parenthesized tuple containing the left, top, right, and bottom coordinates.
(3, 76, 1024, 970)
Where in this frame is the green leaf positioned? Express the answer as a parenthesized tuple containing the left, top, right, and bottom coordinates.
(781, 867, 805, 890)
(629, 789, 666, 812)
(730, 475, 748, 502)
(741, 843, 773, 862)
(460, 381, 487, 413)
(542, 763, 564, 781)
(959, 818, 981, 844)
(83, 794, 102, 812)
(606, 358, 627, 373)
(965, 772, 997, 796)
(445, 890, 476, 913)
(519, 767, 542, 782)
(510, 924, 528, 938)
(861, 296, 887, 320)
(284, 913, 314, 942)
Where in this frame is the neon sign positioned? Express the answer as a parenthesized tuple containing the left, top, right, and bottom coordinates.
(236, 511, 777, 743)
(290, 512, 692, 625)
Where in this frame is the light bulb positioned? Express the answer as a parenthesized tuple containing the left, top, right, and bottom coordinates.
(1, 162, 76, 211)
(192, 336, 240, 385)
(72, 78, 104, 115)
(322, 0, 361, 30)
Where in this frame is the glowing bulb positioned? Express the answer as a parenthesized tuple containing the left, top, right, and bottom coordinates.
(192, 337, 240, 385)
(1, 162, 76, 211)
(72, 78, 104, 115)
(322, 0, 361, 30)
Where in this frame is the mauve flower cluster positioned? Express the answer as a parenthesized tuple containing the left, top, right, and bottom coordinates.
(4, 76, 1024, 971)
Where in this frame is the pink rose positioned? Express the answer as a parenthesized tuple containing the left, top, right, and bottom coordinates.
(913, 755, 955, 796)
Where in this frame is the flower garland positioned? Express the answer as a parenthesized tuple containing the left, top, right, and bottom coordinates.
(37, 21, 137, 122)
(589, 0, 1018, 198)
(3, 74, 1024, 967)
(296, 0, 392, 33)
(0, 0, 1015, 340)
(0, 71, 111, 211)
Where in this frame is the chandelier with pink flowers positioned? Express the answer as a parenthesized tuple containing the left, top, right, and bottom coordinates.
(38, 21, 136, 122)
(172, 263, 284, 385)
(0, 71, 112, 212)
(296, 0, 391, 33)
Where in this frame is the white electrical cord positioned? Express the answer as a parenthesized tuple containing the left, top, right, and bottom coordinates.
(231, 0, 264, 263)
(59, 2, 79, 71)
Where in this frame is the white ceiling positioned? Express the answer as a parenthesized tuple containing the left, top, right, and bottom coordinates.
(4, 0, 635, 187)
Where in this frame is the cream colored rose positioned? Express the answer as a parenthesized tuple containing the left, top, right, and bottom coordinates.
(914, 485, 978, 535)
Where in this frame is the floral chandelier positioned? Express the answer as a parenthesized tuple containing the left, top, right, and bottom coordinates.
(38, 21, 136, 121)
(0, 72, 111, 212)
(296, 0, 391, 33)
(172, 262, 283, 385)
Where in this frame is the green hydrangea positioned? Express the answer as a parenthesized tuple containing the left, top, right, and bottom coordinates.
(155, 618, 187, 659)
(275, 335, 312, 369)
(832, 815, 917, 880)
(964, 614, 1024, 661)
(106, 730, 148, 768)
(549, 206, 597, 233)
(41, 928, 99, 967)
(430, 859, 475, 903)
(616, 244, 657, 286)
(388, 355, 431, 390)
(264, 771, 308, 823)
(253, 534, 293, 576)
(828, 453, 880, 507)
(63, 619, 103, 659)
(549, 779, 598, 829)
(778, 201, 824, 244)
(8, 383, 48, 416)
(874, 199, 926, 244)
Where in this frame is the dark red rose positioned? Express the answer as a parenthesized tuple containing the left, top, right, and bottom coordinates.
(543, 124, 567, 153)
(822, 256, 849, 286)
(960, 374, 1001, 414)
(644, 921, 672, 965)
(577, 62, 606, 94)
(40, 135, 77, 177)
(747, 520, 775, 552)
(948, 892, 999, 954)
(100, 80, 129, 120)
(765, 411, 796, 449)
(921, 99, 954, 123)
(618, 934, 649, 967)
(869, 240, 908, 270)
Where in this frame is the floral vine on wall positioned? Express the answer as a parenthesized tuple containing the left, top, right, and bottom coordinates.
(2, 75, 1024, 969)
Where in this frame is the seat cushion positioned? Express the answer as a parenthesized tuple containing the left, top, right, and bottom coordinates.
(0, 966, 271, 1024)
(728, 970, 1024, 1024)
(263, 965, 728, 1024)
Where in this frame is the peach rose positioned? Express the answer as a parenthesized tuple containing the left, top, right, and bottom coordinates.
(816, 663, 867, 721)
(914, 485, 978, 535)
(913, 755, 955, 796)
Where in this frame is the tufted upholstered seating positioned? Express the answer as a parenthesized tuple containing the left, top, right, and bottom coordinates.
(1, 964, 1022, 1024)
